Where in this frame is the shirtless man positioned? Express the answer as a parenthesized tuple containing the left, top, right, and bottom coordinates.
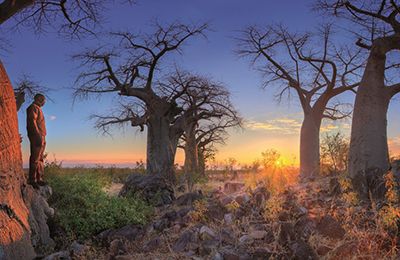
(27, 94, 47, 188)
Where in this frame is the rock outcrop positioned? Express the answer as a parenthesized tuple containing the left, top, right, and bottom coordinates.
(119, 173, 175, 206)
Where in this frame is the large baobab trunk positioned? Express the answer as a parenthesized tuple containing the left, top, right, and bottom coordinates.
(299, 112, 322, 178)
(0, 62, 36, 259)
(183, 123, 199, 175)
(348, 48, 390, 201)
(146, 114, 177, 182)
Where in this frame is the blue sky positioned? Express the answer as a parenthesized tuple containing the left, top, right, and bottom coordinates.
(2, 0, 400, 166)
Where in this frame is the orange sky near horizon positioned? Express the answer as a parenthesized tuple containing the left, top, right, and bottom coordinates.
(21, 113, 400, 168)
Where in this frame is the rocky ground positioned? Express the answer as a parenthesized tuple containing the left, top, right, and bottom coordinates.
(43, 174, 400, 260)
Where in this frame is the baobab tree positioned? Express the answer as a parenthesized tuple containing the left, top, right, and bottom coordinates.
(238, 25, 364, 178)
(176, 75, 241, 177)
(316, 0, 400, 202)
(73, 24, 208, 181)
(196, 119, 240, 175)
(0, 1, 132, 259)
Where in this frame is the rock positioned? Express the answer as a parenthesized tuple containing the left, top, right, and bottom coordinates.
(251, 248, 273, 259)
(219, 247, 250, 260)
(224, 213, 234, 224)
(206, 202, 227, 221)
(172, 229, 198, 252)
(278, 211, 291, 221)
(177, 206, 192, 218)
(249, 230, 268, 240)
(96, 224, 143, 246)
(220, 228, 236, 245)
(108, 239, 128, 258)
(292, 205, 308, 217)
(22, 184, 55, 255)
(162, 210, 178, 220)
(252, 186, 270, 207)
(290, 239, 317, 260)
(276, 222, 295, 246)
(119, 173, 175, 206)
(220, 195, 235, 206)
(38, 185, 53, 199)
(199, 239, 219, 256)
(222, 252, 240, 260)
(316, 215, 345, 239)
(199, 226, 217, 240)
(212, 252, 224, 260)
(238, 235, 253, 244)
(153, 218, 170, 231)
(114, 255, 134, 260)
(69, 241, 87, 257)
(143, 237, 162, 252)
(294, 216, 316, 239)
(224, 182, 245, 193)
(171, 224, 182, 233)
(43, 250, 70, 260)
(175, 192, 203, 206)
(234, 193, 250, 206)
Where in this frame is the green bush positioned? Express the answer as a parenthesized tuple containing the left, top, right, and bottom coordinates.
(45, 167, 152, 241)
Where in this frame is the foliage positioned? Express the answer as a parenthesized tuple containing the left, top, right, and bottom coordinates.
(263, 195, 284, 221)
(320, 132, 349, 174)
(188, 199, 208, 222)
(378, 171, 400, 233)
(339, 176, 359, 206)
(225, 157, 237, 172)
(225, 200, 240, 212)
(44, 165, 152, 241)
(261, 149, 280, 170)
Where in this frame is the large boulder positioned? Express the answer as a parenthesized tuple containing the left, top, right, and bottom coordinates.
(22, 184, 55, 255)
(119, 173, 175, 206)
(96, 224, 143, 246)
(223, 182, 245, 194)
(316, 215, 345, 239)
(175, 191, 203, 206)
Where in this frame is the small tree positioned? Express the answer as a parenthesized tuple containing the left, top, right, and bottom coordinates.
(320, 132, 349, 174)
(261, 149, 281, 171)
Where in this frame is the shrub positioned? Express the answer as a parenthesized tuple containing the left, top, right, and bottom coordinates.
(45, 168, 152, 241)
(320, 132, 349, 174)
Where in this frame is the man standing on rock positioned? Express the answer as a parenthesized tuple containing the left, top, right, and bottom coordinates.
(27, 93, 47, 188)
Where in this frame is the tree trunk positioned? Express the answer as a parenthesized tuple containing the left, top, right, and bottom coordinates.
(183, 123, 199, 175)
(299, 112, 322, 178)
(0, 62, 36, 259)
(348, 48, 390, 201)
(146, 114, 177, 182)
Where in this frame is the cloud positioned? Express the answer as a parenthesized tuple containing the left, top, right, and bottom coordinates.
(246, 117, 302, 135)
(320, 121, 351, 133)
(247, 116, 351, 136)
(49, 115, 57, 121)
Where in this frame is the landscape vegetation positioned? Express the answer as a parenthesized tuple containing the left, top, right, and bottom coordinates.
(1, 0, 400, 259)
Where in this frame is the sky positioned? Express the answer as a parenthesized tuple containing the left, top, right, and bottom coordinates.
(2, 0, 400, 167)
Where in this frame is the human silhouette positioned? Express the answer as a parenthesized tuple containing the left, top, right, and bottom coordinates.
(27, 94, 47, 188)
